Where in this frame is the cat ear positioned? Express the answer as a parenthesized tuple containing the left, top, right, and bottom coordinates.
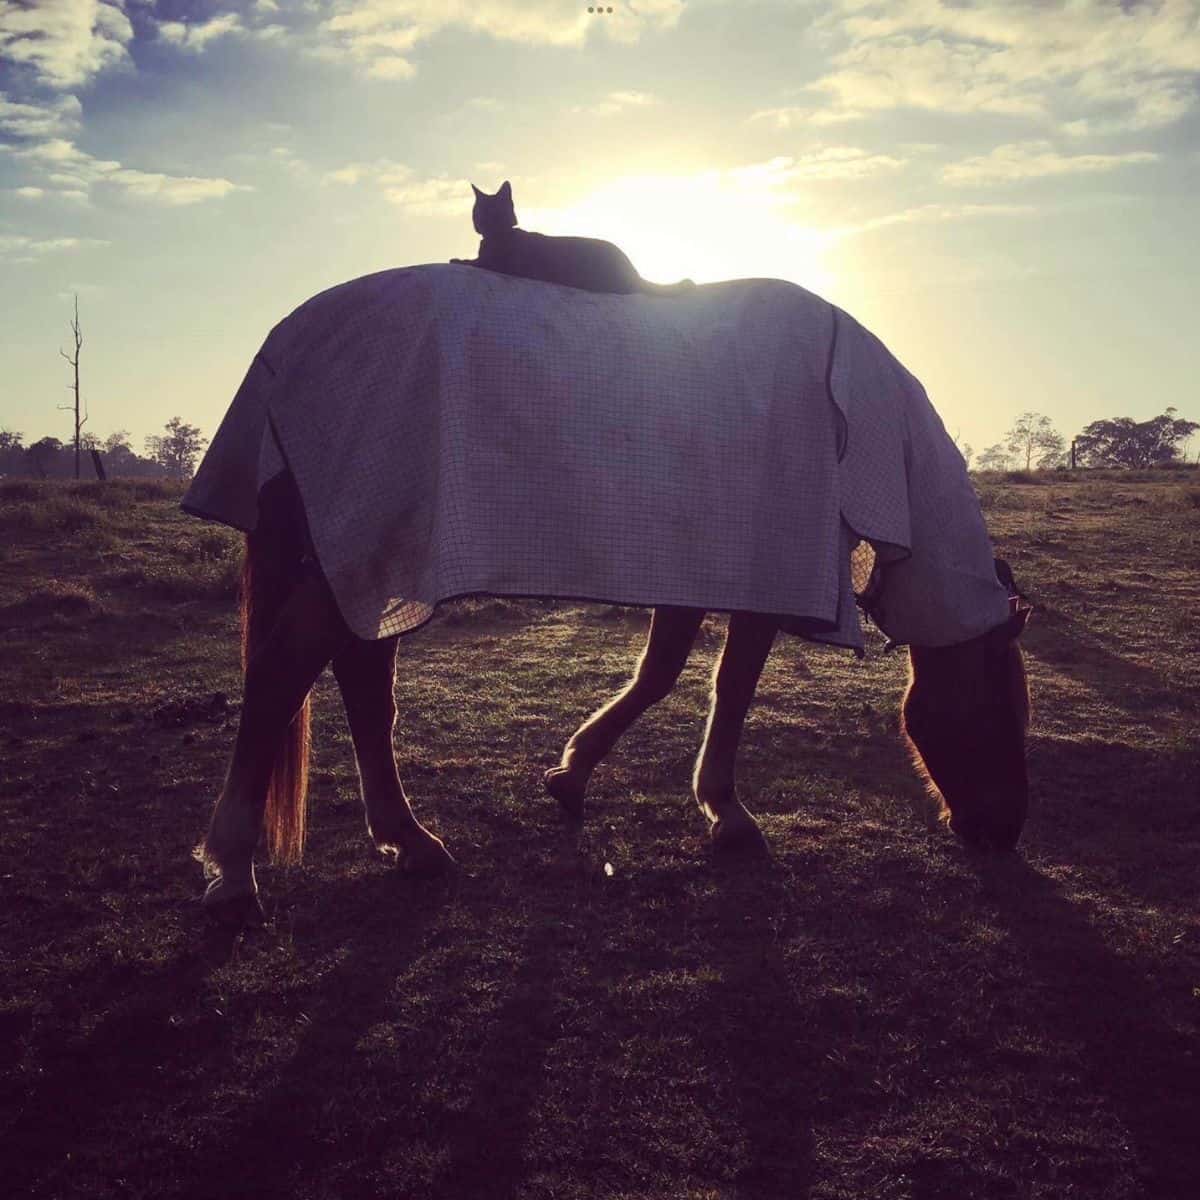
(471, 183, 482, 198)
(499, 180, 512, 198)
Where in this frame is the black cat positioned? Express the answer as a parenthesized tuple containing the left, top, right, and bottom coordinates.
(450, 181, 695, 296)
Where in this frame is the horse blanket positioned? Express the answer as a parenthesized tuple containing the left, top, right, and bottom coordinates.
(182, 264, 1009, 651)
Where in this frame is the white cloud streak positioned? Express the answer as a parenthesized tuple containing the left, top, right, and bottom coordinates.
(807, 0, 1200, 135)
(0, 0, 133, 89)
(8, 138, 251, 206)
(571, 90, 657, 116)
(0, 92, 81, 138)
(156, 13, 245, 52)
(0, 231, 108, 261)
(943, 141, 1159, 186)
(314, 0, 684, 79)
(731, 148, 907, 187)
(830, 201, 1037, 239)
(324, 157, 464, 213)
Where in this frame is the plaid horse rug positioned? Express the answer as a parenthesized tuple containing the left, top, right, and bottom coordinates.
(183, 265, 1009, 652)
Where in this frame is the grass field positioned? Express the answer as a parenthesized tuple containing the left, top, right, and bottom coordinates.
(1, 473, 1198, 1200)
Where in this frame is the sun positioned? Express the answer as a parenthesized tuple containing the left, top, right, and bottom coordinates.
(522, 171, 835, 295)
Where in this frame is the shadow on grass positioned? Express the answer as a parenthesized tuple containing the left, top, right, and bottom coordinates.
(422, 927, 562, 1200)
(699, 865, 818, 1198)
(1031, 729, 1198, 819)
(176, 876, 454, 1200)
(1, 941, 223, 1198)
(1022, 609, 1193, 714)
(0, 868, 448, 1200)
(974, 856, 1200, 1197)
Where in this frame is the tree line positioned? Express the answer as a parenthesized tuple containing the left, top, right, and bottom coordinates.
(956, 409, 1198, 472)
(3, 406, 1196, 483)
(0, 418, 207, 481)
(0, 296, 209, 483)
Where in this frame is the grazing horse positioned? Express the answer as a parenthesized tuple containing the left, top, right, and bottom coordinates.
(197, 471, 1032, 929)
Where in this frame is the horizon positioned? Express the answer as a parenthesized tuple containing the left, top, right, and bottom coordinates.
(2, 1, 1199, 465)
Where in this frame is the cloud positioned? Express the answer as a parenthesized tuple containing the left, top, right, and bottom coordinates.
(730, 148, 906, 188)
(813, 34, 1045, 119)
(571, 89, 657, 116)
(313, 0, 684, 78)
(0, 92, 82, 138)
(8, 138, 251, 206)
(0, 0, 133, 89)
(264, 144, 311, 177)
(324, 157, 465, 213)
(0, 232, 109, 262)
(943, 141, 1159, 185)
(805, 0, 1200, 134)
(156, 13, 245, 52)
(831, 201, 1037, 239)
(748, 104, 863, 129)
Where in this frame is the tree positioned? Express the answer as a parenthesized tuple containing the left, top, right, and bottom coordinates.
(950, 430, 974, 469)
(0, 429, 24, 476)
(1075, 409, 1200, 468)
(145, 417, 207, 479)
(1004, 411, 1064, 470)
(976, 443, 1012, 471)
(58, 294, 87, 480)
(101, 429, 139, 475)
(27, 436, 64, 479)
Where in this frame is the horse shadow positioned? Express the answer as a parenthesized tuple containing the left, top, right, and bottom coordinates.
(153, 861, 568, 1200)
(1, 865, 454, 1200)
(1, 932, 223, 1197)
(1021, 607, 1195, 717)
(971, 854, 1199, 1197)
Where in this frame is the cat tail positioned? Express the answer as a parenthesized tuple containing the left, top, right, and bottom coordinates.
(637, 278, 697, 297)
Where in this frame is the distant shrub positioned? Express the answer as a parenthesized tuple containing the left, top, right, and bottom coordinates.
(67, 480, 135, 510)
(128, 551, 242, 604)
(0, 480, 42, 503)
(126, 479, 186, 501)
(178, 527, 239, 563)
(0, 495, 106, 535)
(0, 579, 106, 627)
(1001, 469, 1039, 484)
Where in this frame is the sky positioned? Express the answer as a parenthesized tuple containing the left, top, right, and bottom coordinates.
(1, 0, 1198, 464)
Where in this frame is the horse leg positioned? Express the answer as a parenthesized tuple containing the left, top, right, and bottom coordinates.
(693, 611, 778, 855)
(331, 636, 455, 877)
(200, 573, 350, 922)
(544, 605, 705, 819)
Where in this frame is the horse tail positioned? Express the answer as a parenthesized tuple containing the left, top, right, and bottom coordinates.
(242, 471, 312, 866)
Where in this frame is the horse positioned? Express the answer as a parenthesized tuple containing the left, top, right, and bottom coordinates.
(197, 470, 1032, 930)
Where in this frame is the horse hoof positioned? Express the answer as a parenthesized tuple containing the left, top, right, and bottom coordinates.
(543, 767, 586, 821)
(203, 890, 266, 931)
(398, 837, 457, 879)
(710, 818, 771, 859)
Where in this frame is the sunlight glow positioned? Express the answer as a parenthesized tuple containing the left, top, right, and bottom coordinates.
(522, 172, 836, 295)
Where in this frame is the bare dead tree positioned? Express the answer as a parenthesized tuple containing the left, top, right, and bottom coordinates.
(58, 294, 87, 480)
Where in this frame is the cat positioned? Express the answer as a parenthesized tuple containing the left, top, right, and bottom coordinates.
(450, 181, 695, 296)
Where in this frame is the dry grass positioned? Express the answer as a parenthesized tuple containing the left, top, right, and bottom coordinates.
(0, 476, 1197, 1200)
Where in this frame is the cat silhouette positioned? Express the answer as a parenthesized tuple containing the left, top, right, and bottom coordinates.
(450, 181, 695, 296)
